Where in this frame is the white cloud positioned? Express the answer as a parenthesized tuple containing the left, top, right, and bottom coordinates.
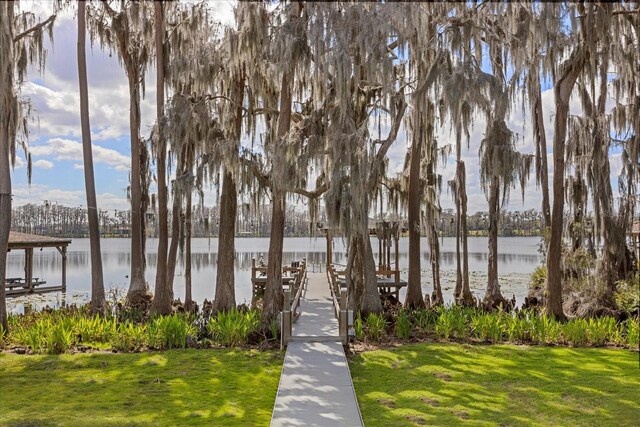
(30, 138, 130, 171)
(33, 159, 54, 169)
(73, 163, 84, 170)
(14, 156, 25, 169)
(12, 184, 130, 211)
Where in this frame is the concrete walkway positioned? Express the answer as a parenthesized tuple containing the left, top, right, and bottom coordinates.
(270, 273, 363, 427)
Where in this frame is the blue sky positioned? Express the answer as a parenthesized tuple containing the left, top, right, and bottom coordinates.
(12, 1, 624, 216)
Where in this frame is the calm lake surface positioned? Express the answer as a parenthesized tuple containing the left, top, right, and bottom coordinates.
(7, 236, 542, 312)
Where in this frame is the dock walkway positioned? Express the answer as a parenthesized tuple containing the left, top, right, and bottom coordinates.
(270, 272, 363, 427)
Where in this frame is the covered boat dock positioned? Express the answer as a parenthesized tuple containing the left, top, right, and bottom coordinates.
(4, 231, 71, 297)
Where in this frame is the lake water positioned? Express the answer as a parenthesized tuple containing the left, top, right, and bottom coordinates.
(6, 236, 542, 312)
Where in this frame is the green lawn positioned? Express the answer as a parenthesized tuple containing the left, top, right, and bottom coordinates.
(0, 349, 283, 426)
(350, 343, 640, 427)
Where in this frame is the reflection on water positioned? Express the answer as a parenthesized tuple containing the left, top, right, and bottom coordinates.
(7, 236, 542, 312)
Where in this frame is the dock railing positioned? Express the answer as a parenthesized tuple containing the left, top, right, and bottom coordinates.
(327, 264, 348, 345)
(280, 259, 307, 348)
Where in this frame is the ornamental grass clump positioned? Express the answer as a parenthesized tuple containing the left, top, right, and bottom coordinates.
(394, 310, 412, 340)
(364, 313, 387, 341)
(148, 314, 195, 350)
(562, 318, 589, 346)
(471, 312, 505, 342)
(110, 322, 147, 352)
(207, 309, 260, 347)
(624, 317, 639, 348)
(587, 316, 616, 347)
(435, 306, 467, 339)
(412, 309, 436, 334)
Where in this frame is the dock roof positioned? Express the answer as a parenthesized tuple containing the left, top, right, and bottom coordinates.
(8, 231, 72, 250)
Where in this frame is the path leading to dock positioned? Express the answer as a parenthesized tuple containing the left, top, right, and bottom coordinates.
(270, 272, 363, 427)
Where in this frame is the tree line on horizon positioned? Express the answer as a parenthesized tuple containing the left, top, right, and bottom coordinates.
(9, 202, 547, 238)
(1, 1, 638, 334)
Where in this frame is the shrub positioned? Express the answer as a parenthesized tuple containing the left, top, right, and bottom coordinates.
(562, 319, 588, 346)
(394, 310, 412, 340)
(412, 309, 436, 333)
(74, 314, 117, 344)
(471, 312, 505, 342)
(530, 265, 547, 292)
(364, 313, 387, 341)
(624, 317, 639, 348)
(47, 322, 74, 354)
(148, 314, 195, 349)
(435, 306, 466, 339)
(110, 322, 147, 352)
(207, 309, 260, 347)
(587, 317, 616, 346)
(615, 276, 640, 314)
(530, 315, 560, 345)
(506, 315, 529, 343)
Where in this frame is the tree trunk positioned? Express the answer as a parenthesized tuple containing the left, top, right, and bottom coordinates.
(533, 81, 551, 227)
(184, 188, 192, 311)
(454, 191, 462, 299)
(213, 74, 243, 313)
(167, 186, 181, 291)
(429, 224, 444, 305)
(213, 169, 237, 312)
(151, 1, 172, 315)
(0, 1, 16, 334)
(361, 231, 382, 315)
(262, 69, 293, 323)
(546, 48, 587, 320)
(458, 161, 474, 305)
(262, 190, 285, 322)
(125, 71, 149, 305)
(78, 0, 106, 315)
(404, 133, 424, 309)
(483, 175, 507, 309)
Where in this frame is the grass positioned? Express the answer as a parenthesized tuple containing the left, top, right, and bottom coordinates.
(350, 343, 640, 426)
(0, 349, 283, 426)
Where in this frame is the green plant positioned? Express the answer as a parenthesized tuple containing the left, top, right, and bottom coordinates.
(394, 310, 411, 340)
(435, 306, 467, 339)
(364, 313, 386, 341)
(74, 314, 117, 344)
(530, 265, 547, 292)
(587, 317, 616, 346)
(148, 314, 194, 349)
(207, 309, 260, 347)
(411, 309, 436, 333)
(615, 276, 640, 313)
(354, 313, 364, 340)
(506, 315, 529, 342)
(530, 315, 560, 345)
(623, 317, 639, 348)
(110, 322, 147, 352)
(269, 318, 280, 342)
(471, 312, 505, 342)
(562, 319, 588, 346)
(47, 322, 73, 354)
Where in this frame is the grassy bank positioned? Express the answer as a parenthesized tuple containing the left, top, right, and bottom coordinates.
(350, 343, 639, 426)
(0, 349, 283, 426)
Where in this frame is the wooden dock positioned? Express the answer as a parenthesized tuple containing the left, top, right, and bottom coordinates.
(4, 232, 70, 297)
(270, 273, 363, 427)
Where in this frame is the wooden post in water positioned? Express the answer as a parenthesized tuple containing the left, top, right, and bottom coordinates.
(25, 248, 33, 292)
(61, 246, 67, 292)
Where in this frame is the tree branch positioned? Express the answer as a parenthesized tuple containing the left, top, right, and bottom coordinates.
(13, 14, 56, 43)
(293, 183, 328, 199)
